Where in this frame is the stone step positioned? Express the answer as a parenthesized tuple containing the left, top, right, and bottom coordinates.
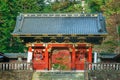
(32, 71, 85, 80)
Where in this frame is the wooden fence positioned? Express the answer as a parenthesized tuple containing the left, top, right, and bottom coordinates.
(0, 62, 32, 71)
(85, 63, 120, 71)
(1, 62, 120, 71)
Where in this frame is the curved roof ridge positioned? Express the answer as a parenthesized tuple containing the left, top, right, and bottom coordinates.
(20, 13, 98, 17)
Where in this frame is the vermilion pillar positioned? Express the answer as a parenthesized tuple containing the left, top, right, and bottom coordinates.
(72, 46, 75, 70)
(88, 46, 92, 63)
(45, 44, 49, 70)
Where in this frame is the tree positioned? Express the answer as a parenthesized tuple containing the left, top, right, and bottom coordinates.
(88, 0, 104, 13)
(0, 1, 16, 52)
(0, 0, 44, 53)
(15, 0, 44, 13)
(50, 1, 84, 13)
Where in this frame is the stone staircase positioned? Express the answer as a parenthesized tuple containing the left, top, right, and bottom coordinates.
(32, 71, 85, 80)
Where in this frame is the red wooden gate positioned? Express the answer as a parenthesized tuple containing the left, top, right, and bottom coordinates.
(29, 43, 92, 70)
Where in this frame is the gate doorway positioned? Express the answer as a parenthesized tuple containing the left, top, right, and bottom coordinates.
(49, 48, 71, 70)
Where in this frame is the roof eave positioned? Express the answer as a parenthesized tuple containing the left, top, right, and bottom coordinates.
(12, 33, 108, 37)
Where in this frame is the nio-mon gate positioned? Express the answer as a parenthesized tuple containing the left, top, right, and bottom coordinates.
(30, 43, 92, 70)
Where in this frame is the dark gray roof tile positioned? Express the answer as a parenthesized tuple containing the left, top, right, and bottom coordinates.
(12, 13, 107, 36)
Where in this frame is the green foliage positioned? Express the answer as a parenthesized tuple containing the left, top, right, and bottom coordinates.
(45, 1, 83, 13)
(102, 0, 120, 15)
(0, 0, 44, 53)
(88, 0, 103, 13)
(63, 3, 83, 12)
(42, 6, 53, 13)
(52, 64, 60, 69)
(15, 0, 44, 13)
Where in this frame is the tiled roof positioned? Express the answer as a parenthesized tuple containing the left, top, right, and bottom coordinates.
(12, 13, 107, 36)
(0, 52, 9, 58)
(4, 53, 27, 58)
(99, 53, 117, 59)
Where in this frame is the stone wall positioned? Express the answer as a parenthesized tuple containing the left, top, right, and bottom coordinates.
(0, 70, 33, 80)
(88, 70, 120, 80)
